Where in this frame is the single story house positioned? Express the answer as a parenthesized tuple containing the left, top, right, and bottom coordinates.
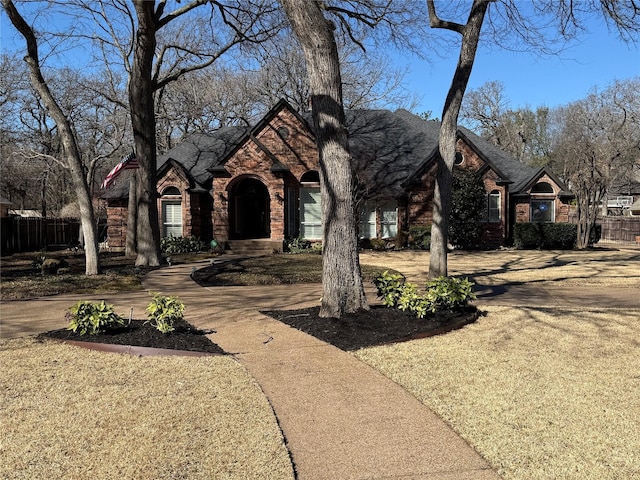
(104, 99, 572, 251)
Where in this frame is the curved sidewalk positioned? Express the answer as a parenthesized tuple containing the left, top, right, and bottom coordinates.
(143, 262, 500, 479)
(1, 260, 499, 480)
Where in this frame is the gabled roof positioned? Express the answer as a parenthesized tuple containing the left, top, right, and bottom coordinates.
(103, 99, 568, 200)
(102, 126, 247, 199)
(514, 166, 572, 196)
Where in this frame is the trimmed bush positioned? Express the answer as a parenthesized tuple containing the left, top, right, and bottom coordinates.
(146, 292, 185, 334)
(514, 223, 577, 249)
(160, 235, 206, 254)
(67, 300, 125, 336)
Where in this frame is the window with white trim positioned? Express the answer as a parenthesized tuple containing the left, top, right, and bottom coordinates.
(359, 200, 398, 239)
(380, 201, 398, 238)
(359, 202, 377, 239)
(300, 187, 322, 240)
(162, 201, 182, 237)
(488, 191, 501, 223)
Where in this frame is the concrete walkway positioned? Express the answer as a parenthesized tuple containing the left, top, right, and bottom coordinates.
(2, 253, 638, 479)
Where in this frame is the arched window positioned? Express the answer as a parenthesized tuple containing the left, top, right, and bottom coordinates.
(531, 182, 554, 194)
(163, 186, 181, 196)
(488, 190, 501, 223)
(301, 170, 320, 184)
(161, 186, 182, 237)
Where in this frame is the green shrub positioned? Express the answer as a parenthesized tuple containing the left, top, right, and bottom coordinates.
(161, 235, 206, 254)
(309, 241, 323, 254)
(396, 282, 431, 318)
(406, 225, 431, 250)
(514, 223, 576, 249)
(373, 270, 406, 307)
(449, 171, 486, 249)
(145, 292, 185, 334)
(374, 272, 475, 318)
(424, 276, 476, 311)
(286, 236, 312, 253)
(67, 300, 125, 336)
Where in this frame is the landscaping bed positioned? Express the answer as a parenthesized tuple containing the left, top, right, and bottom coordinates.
(264, 305, 481, 351)
(40, 317, 225, 355)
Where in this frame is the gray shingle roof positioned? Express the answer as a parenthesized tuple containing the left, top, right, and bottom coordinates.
(103, 102, 553, 200)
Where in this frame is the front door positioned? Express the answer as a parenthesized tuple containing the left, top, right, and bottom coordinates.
(231, 178, 270, 239)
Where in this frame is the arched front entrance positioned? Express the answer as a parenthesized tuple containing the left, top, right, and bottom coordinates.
(230, 178, 270, 239)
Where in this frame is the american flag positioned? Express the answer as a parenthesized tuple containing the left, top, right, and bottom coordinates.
(101, 151, 138, 189)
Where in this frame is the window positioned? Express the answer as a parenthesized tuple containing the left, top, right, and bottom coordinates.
(359, 202, 376, 239)
(530, 182, 555, 222)
(531, 200, 554, 223)
(531, 182, 554, 194)
(380, 201, 398, 238)
(300, 187, 322, 240)
(488, 191, 501, 223)
(359, 200, 398, 239)
(161, 186, 182, 237)
(162, 201, 182, 237)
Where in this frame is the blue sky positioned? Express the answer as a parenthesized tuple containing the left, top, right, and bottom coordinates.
(402, 18, 640, 118)
(2, 3, 638, 120)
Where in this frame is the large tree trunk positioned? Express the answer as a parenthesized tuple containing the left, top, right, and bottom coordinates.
(130, 1, 162, 267)
(279, 0, 369, 318)
(428, 0, 491, 278)
(4, 0, 100, 275)
(126, 173, 138, 257)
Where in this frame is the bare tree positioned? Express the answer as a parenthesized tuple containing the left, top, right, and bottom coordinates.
(72, 0, 282, 266)
(425, 0, 640, 277)
(426, 0, 492, 278)
(254, 34, 420, 113)
(552, 78, 640, 248)
(461, 80, 552, 166)
(3, 0, 101, 274)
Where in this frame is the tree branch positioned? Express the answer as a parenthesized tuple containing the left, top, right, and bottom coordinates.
(426, 0, 465, 34)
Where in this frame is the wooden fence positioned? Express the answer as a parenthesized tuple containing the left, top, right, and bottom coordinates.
(569, 215, 640, 244)
(0, 217, 106, 254)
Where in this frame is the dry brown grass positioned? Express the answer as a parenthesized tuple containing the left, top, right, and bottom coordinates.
(360, 247, 640, 288)
(356, 248, 640, 480)
(0, 337, 294, 480)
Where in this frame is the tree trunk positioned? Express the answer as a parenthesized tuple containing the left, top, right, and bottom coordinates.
(130, 1, 162, 267)
(4, 0, 100, 275)
(126, 173, 138, 256)
(279, 0, 369, 318)
(429, 0, 491, 278)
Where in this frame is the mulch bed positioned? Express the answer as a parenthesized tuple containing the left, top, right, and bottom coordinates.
(263, 305, 483, 351)
(40, 318, 225, 355)
(39, 307, 481, 354)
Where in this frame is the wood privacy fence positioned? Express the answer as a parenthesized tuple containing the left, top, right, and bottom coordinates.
(569, 215, 640, 244)
(0, 217, 108, 254)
